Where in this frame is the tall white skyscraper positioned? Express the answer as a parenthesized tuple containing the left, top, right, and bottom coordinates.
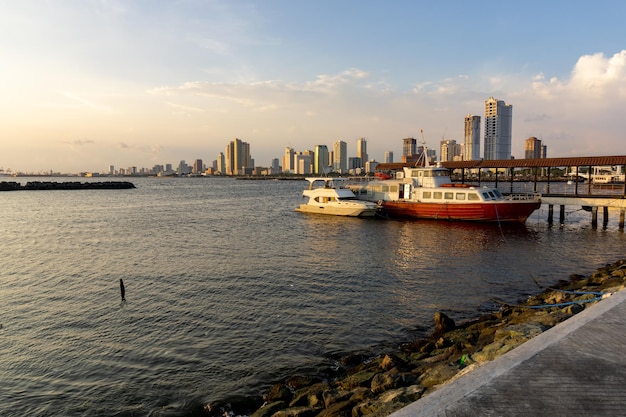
(384, 151, 393, 163)
(357, 138, 368, 167)
(484, 97, 512, 160)
(464, 114, 481, 161)
(333, 140, 347, 173)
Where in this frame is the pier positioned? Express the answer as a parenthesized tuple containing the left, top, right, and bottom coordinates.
(375, 156, 626, 228)
(441, 156, 626, 229)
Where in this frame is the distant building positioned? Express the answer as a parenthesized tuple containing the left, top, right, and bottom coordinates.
(403, 137, 417, 158)
(440, 140, 462, 162)
(348, 157, 362, 170)
(525, 137, 547, 159)
(271, 158, 281, 173)
(464, 114, 481, 160)
(333, 140, 347, 173)
(384, 151, 393, 163)
(283, 147, 295, 174)
(484, 97, 512, 160)
(357, 138, 368, 168)
(217, 152, 225, 174)
(192, 159, 203, 174)
(314, 145, 329, 175)
(294, 153, 312, 175)
(223, 138, 253, 175)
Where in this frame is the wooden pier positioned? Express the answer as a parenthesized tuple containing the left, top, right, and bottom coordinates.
(375, 155, 626, 229)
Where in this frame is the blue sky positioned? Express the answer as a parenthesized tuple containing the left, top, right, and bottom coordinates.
(2, 0, 626, 173)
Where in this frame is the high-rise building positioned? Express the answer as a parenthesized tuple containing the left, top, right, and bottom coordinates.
(333, 140, 347, 173)
(314, 145, 329, 175)
(384, 151, 393, 163)
(357, 138, 368, 168)
(192, 159, 203, 174)
(403, 137, 417, 158)
(525, 137, 541, 159)
(217, 152, 225, 174)
(283, 147, 295, 173)
(464, 114, 481, 160)
(484, 97, 512, 160)
(440, 140, 462, 162)
(224, 138, 252, 175)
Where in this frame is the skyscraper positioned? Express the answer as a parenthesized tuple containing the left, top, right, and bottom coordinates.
(525, 137, 546, 159)
(283, 147, 295, 173)
(333, 140, 347, 173)
(484, 97, 512, 160)
(384, 151, 393, 163)
(402, 137, 416, 158)
(464, 114, 481, 160)
(314, 145, 329, 175)
(440, 140, 461, 162)
(224, 138, 252, 175)
(357, 138, 368, 168)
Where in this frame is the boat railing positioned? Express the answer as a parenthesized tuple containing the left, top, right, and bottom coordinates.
(504, 192, 541, 201)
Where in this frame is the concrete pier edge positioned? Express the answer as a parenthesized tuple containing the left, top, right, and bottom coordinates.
(390, 287, 626, 417)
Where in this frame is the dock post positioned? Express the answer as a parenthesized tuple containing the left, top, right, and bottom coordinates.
(547, 204, 554, 226)
(620, 209, 625, 230)
(559, 205, 565, 226)
(591, 206, 598, 229)
(603, 207, 609, 229)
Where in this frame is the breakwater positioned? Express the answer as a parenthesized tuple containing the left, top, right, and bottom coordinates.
(209, 259, 626, 417)
(0, 181, 135, 191)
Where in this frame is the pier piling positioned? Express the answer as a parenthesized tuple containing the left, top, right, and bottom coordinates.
(547, 204, 554, 226)
(620, 209, 625, 230)
(591, 207, 598, 229)
(559, 205, 565, 226)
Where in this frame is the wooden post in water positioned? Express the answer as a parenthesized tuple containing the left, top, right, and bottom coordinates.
(559, 205, 565, 225)
(548, 204, 554, 226)
(603, 207, 609, 229)
(591, 206, 598, 229)
(620, 209, 625, 230)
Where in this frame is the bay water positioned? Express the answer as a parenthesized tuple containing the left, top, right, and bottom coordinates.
(1, 177, 624, 416)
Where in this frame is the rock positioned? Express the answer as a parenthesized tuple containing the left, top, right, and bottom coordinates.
(322, 388, 351, 408)
(266, 383, 292, 403)
(337, 370, 376, 390)
(272, 406, 318, 417)
(434, 312, 455, 333)
(371, 372, 401, 394)
(289, 382, 328, 408)
(419, 362, 461, 388)
(316, 399, 355, 417)
(250, 401, 287, 417)
(494, 322, 544, 342)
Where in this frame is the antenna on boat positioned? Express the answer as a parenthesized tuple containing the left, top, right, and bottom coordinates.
(416, 129, 430, 168)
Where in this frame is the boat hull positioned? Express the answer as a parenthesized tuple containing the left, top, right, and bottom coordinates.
(379, 200, 541, 222)
(295, 204, 377, 217)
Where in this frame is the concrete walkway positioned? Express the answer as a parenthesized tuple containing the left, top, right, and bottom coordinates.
(390, 288, 626, 417)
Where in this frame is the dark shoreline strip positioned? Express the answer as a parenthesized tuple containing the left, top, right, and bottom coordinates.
(0, 181, 136, 191)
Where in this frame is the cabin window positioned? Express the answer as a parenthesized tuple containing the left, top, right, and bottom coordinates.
(433, 192, 442, 199)
(468, 193, 480, 201)
(423, 191, 432, 199)
(444, 192, 453, 200)
(482, 192, 490, 200)
(456, 193, 466, 200)
(488, 191, 496, 199)
(493, 190, 503, 198)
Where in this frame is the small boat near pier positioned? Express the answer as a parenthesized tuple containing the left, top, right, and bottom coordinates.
(295, 177, 378, 217)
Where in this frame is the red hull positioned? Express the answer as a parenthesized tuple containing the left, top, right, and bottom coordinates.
(380, 200, 541, 223)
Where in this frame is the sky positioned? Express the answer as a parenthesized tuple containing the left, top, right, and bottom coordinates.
(2, 0, 626, 174)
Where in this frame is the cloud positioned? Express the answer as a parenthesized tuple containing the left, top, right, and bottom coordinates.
(63, 139, 95, 146)
(58, 91, 112, 112)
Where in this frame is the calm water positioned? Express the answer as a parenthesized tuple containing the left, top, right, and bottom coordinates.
(1, 177, 624, 416)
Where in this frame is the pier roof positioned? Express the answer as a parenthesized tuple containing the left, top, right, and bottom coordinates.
(375, 156, 626, 171)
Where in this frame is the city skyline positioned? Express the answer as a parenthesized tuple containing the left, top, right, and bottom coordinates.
(2, 2, 626, 173)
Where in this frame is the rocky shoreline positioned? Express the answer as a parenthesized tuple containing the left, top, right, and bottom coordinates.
(203, 259, 626, 417)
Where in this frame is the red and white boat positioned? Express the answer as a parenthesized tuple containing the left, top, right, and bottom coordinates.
(356, 163, 541, 223)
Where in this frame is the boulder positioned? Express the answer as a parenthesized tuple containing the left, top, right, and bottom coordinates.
(434, 312, 455, 333)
